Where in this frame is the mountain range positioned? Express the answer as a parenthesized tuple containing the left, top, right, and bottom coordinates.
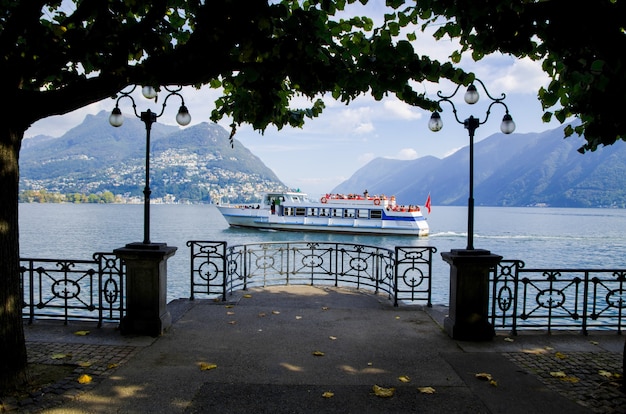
(332, 123, 626, 208)
(20, 111, 287, 203)
(20, 112, 626, 207)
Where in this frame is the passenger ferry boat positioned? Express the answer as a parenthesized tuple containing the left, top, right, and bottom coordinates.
(216, 191, 429, 236)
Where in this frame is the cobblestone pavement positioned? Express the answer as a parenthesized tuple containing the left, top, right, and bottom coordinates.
(506, 350, 625, 413)
(6, 344, 623, 413)
(2, 297, 624, 414)
(1, 342, 141, 413)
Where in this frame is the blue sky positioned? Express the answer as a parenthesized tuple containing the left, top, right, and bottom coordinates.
(25, 3, 563, 198)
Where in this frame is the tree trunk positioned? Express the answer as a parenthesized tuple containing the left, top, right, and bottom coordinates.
(0, 126, 27, 391)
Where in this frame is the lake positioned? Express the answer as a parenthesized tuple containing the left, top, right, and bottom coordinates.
(18, 203, 626, 305)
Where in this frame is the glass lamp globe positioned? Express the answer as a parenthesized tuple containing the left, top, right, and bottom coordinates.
(428, 112, 443, 132)
(142, 86, 158, 99)
(176, 105, 192, 126)
(109, 108, 124, 127)
(500, 114, 516, 134)
(464, 84, 479, 104)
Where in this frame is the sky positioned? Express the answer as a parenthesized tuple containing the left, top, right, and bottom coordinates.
(24, 3, 563, 198)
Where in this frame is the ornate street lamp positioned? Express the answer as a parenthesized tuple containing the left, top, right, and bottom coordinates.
(110, 86, 191, 245)
(428, 79, 515, 251)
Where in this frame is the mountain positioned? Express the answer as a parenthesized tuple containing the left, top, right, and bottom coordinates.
(333, 123, 626, 208)
(20, 111, 288, 203)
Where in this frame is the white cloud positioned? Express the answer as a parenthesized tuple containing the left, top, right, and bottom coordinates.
(354, 122, 375, 134)
(358, 152, 376, 164)
(331, 106, 375, 134)
(497, 57, 550, 93)
(382, 99, 423, 121)
(26, 101, 108, 138)
(391, 148, 419, 160)
(443, 146, 463, 158)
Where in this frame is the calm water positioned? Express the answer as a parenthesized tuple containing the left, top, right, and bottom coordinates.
(18, 204, 626, 305)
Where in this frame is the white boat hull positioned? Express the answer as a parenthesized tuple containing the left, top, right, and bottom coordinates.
(217, 201, 429, 237)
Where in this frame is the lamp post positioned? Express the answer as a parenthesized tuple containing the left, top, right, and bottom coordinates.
(428, 79, 516, 251)
(109, 86, 191, 245)
(428, 79, 515, 341)
(110, 85, 190, 336)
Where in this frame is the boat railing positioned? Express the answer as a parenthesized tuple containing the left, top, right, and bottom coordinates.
(187, 241, 437, 307)
(20, 253, 125, 326)
(490, 260, 626, 334)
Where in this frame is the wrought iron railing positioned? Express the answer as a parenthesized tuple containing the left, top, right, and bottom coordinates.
(491, 260, 626, 334)
(20, 253, 125, 326)
(21, 244, 624, 334)
(187, 241, 437, 307)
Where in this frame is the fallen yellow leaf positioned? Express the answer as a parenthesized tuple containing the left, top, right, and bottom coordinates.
(504, 337, 514, 342)
(590, 341, 599, 346)
(475, 372, 493, 381)
(225, 305, 234, 308)
(51, 353, 71, 360)
(78, 361, 92, 367)
(243, 294, 252, 298)
(489, 379, 498, 387)
(107, 363, 119, 369)
(272, 310, 280, 315)
(322, 307, 329, 310)
(398, 375, 411, 383)
(74, 330, 90, 336)
(322, 391, 334, 398)
(77, 374, 92, 384)
(296, 316, 302, 320)
(395, 316, 401, 320)
(228, 320, 237, 325)
(418, 386, 436, 394)
(312, 351, 325, 356)
(329, 336, 337, 340)
(550, 371, 567, 378)
(372, 384, 395, 398)
(555, 352, 567, 359)
(226, 311, 235, 315)
(599, 370, 616, 379)
(560, 376, 579, 383)
(199, 362, 218, 371)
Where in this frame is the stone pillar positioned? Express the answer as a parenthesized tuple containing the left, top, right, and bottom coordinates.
(441, 249, 502, 341)
(115, 242, 177, 336)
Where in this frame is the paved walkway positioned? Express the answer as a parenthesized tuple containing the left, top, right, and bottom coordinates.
(8, 286, 626, 413)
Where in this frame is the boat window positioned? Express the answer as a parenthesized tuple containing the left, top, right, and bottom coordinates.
(358, 209, 369, 218)
(295, 207, 306, 216)
(307, 208, 318, 216)
(370, 210, 382, 219)
(320, 208, 329, 216)
(332, 209, 342, 217)
(284, 207, 294, 216)
(344, 209, 355, 218)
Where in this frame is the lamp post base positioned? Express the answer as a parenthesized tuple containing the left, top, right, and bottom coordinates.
(115, 242, 177, 336)
(441, 249, 502, 341)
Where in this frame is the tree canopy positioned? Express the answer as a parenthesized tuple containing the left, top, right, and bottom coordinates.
(2, 0, 626, 390)
(409, 0, 626, 152)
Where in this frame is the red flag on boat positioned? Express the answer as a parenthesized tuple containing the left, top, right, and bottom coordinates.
(425, 193, 431, 214)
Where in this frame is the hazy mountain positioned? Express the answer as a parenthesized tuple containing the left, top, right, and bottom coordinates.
(21, 113, 626, 207)
(333, 123, 626, 208)
(20, 111, 288, 203)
